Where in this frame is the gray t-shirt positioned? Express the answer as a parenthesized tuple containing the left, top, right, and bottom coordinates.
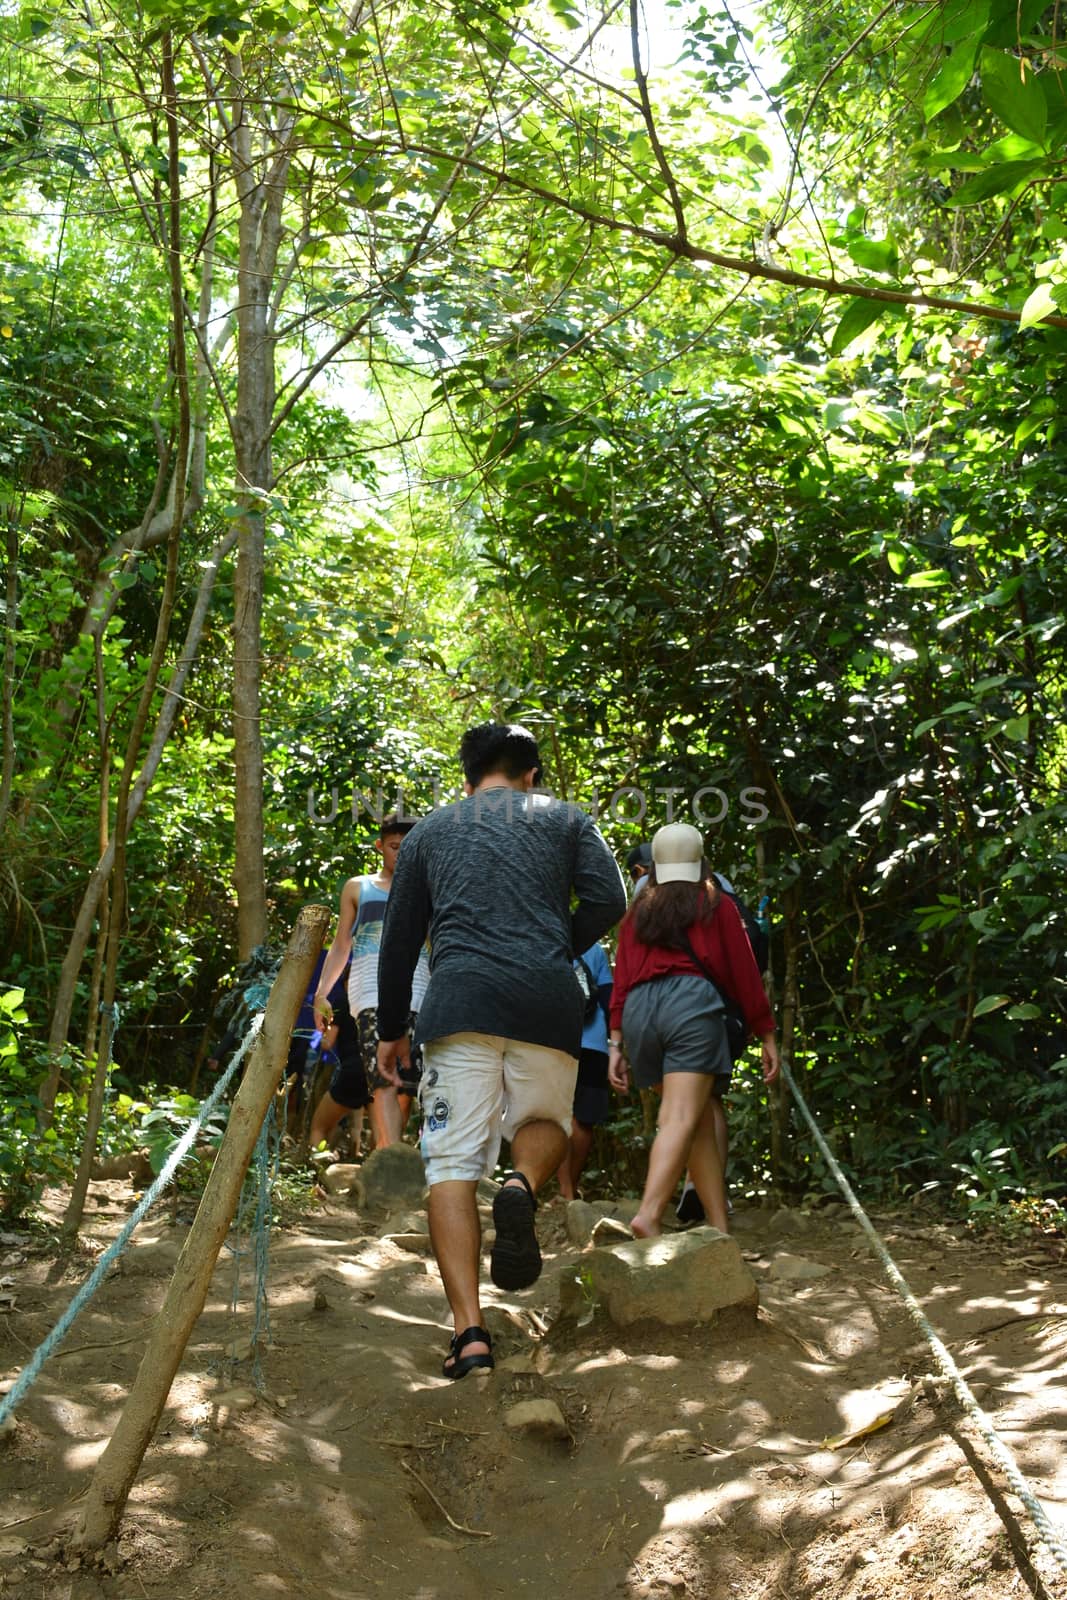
(376, 787, 626, 1057)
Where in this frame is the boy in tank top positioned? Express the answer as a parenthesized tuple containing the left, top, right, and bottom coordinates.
(311, 812, 430, 1149)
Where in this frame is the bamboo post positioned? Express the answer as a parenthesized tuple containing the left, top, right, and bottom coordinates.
(71, 903, 330, 1552)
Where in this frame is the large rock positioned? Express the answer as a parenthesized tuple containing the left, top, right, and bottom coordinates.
(565, 1198, 638, 1247)
(503, 1399, 571, 1441)
(358, 1142, 427, 1214)
(558, 1226, 758, 1328)
(321, 1162, 359, 1195)
(767, 1252, 832, 1282)
(565, 1200, 599, 1246)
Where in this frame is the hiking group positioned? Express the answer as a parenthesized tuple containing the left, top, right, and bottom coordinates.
(313, 722, 778, 1381)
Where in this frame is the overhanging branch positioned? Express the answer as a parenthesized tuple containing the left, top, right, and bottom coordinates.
(394, 137, 1067, 331)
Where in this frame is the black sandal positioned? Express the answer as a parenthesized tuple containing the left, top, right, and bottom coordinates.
(442, 1324, 494, 1381)
(490, 1171, 541, 1291)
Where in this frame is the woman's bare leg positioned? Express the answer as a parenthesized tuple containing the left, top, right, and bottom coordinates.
(685, 1098, 729, 1232)
(631, 1073, 713, 1238)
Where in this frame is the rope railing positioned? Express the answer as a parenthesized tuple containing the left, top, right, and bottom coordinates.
(780, 1054, 1067, 1586)
(0, 1013, 266, 1429)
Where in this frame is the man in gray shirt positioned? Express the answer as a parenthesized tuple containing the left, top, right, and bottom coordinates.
(376, 723, 625, 1380)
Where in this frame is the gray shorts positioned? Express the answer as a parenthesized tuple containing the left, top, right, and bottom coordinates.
(622, 973, 732, 1093)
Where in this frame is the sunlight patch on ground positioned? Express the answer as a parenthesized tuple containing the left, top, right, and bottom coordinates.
(61, 1436, 108, 1470)
(659, 1486, 727, 1528)
(299, 1434, 342, 1471)
(368, 1305, 442, 1329)
(566, 1348, 633, 1373)
(162, 1436, 210, 1458)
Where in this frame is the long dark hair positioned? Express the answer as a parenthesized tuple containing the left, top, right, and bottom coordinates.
(629, 863, 718, 951)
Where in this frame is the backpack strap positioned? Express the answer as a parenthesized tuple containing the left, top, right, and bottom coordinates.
(678, 928, 748, 1062)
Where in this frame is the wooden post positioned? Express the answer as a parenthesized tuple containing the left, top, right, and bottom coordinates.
(71, 904, 330, 1552)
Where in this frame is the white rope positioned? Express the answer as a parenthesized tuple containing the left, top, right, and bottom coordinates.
(780, 1055, 1067, 1585)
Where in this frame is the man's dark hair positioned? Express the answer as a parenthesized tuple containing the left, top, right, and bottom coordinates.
(626, 843, 652, 876)
(378, 811, 418, 839)
(460, 722, 541, 788)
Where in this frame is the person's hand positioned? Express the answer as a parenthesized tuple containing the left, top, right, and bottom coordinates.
(608, 1043, 629, 1093)
(376, 1034, 411, 1087)
(313, 993, 334, 1031)
(321, 1021, 338, 1052)
(761, 1034, 780, 1085)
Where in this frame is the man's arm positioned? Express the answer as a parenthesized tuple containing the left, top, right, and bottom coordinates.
(571, 820, 627, 955)
(376, 835, 432, 1042)
(312, 877, 361, 1030)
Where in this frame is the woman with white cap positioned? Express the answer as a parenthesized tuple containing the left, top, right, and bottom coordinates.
(607, 822, 779, 1236)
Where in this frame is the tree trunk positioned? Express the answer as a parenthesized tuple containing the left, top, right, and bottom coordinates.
(71, 903, 331, 1551)
(225, 62, 293, 958)
(39, 527, 236, 1116)
(57, 36, 192, 1226)
(0, 508, 19, 832)
(770, 885, 799, 1184)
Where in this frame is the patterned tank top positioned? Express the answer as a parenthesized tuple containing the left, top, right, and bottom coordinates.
(347, 875, 430, 1016)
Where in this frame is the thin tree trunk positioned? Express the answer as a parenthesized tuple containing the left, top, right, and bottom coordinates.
(770, 885, 799, 1184)
(0, 510, 18, 832)
(226, 62, 293, 958)
(59, 35, 192, 1234)
(40, 528, 236, 1117)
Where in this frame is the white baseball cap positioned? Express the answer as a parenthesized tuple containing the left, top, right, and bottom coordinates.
(652, 822, 705, 884)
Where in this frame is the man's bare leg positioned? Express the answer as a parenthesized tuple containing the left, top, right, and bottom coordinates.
(428, 1179, 489, 1363)
(631, 1074, 713, 1238)
(369, 1087, 403, 1147)
(508, 1117, 568, 1197)
(556, 1119, 594, 1199)
(309, 1092, 352, 1152)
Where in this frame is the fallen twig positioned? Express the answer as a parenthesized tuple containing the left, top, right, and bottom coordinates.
(53, 1327, 150, 1358)
(757, 1306, 828, 1364)
(427, 1419, 489, 1437)
(0, 1488, 88, 1532)
(401, 1458, 492, 1537)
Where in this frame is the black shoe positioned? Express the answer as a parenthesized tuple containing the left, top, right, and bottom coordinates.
(490, 1172, 541, 1290)
(675, 1182, 706, 1225)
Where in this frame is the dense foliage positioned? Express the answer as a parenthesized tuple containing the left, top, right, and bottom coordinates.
(0, 0, 1064, 1223)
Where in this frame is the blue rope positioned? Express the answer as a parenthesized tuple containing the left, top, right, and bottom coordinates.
(223, 1093, 279, 1391)
(0, 1012, 266, 1428)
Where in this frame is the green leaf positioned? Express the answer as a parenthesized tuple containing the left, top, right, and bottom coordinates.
(1018, 281, 1058, 330)
(973, 994, 1011, 1016)
(981, 48, 1047, 146)
(905, 568, 951, 586)
(1006, 1002, 1041, 1019)
(924, 35, 982, 121)
(945, 158, 1045, 204)
(830, 297, 894, 355)
(1015, 412, 1049, 446)
(847, 236, 900, 275)
(823, 398, 855, 430)
(1002, 714, 1030, 740)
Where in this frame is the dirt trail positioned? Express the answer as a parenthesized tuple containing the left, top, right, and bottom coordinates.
(1, 1181, 1066, 1600)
